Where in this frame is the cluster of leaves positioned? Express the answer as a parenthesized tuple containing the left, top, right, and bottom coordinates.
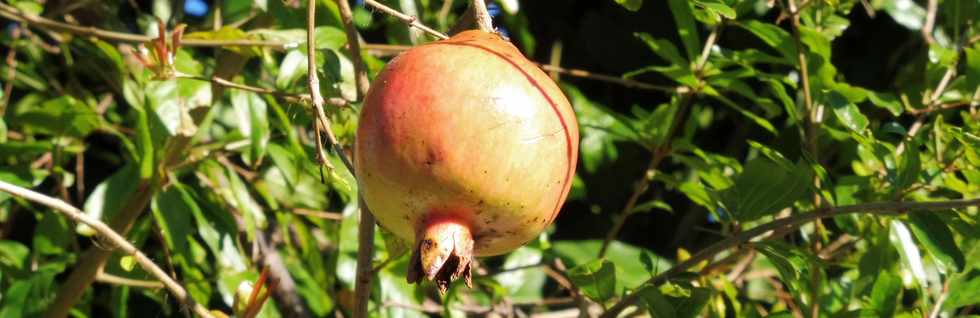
(0, 0, 976, 317)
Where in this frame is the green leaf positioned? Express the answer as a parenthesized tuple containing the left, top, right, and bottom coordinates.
(314, 26, 348, 51)
(635, 33, 688, 66)
(966, 45, 980, 90)
(184, 27, 261, 56)
(567, 259, 617, 303)
(0, 265, 59, 316)
(893, 138, 920, 194)
(693, 0, 735, 19)
(827, 90, 869, 132)
(765, 79, 801, 124)
(945, 271, 980, 309)
(881, 0, 926, 30)
(754, 241, 812, 286)
(667, 0, 701, 62)
(798, 26, 831, 61)
(552, 240, 669, 291)
(859, 231, 898, 280)
(0, 240, 29, 272)
(12, 95, 100, 138)
(78, 164, 141, 236)
(613, 0, 642, 11)
(496, 246, 546, 302)
(721, 158, 813, 222)
(150, 187, 196, 256)
(33, 213, 72, 256)
(673, 287, 712, 318)
(276, 50, 308, 90)
(737, 20, 796, 62)
(230, 89, 270, 167)
(890, 220, 927, 287)
(565, 84, 629, 172)
(906, 212, 965, 273)
(286, 258, 335, 315)
(632, 200, 673, 214)
(637, 285, 676, 318)
(867, 91, 903, 117)
(867, 272, 901, 318)
(704, 87, 776, 133)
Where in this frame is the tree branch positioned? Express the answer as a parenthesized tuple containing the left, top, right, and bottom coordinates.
(0, 3, 291, 48)
(0, 180, 215, 318)
(599, 198, 980, 318)
(338, 1, 371, 102)
(334, 1, 379, 317)
(363, 0, 449, 40)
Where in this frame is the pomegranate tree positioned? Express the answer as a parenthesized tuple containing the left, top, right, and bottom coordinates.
(354, 30, 579, 291)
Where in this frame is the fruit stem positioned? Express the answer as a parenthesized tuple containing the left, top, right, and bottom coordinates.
(470, 0, 494, 33)
(449, 0, 494, 35)
(406, 217, 474, 293)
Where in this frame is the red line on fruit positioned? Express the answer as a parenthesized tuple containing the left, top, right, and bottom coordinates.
(438, 41, 576, 225)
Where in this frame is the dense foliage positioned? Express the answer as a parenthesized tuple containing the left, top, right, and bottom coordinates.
(0, 0, 978, 317)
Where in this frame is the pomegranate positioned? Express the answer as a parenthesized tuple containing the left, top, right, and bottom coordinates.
(354, 30, 579, 291)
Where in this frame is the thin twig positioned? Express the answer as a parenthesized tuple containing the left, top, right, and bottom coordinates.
(338, 0, 371, 101)
(255, 226, 311, 317)
(0, 180, 215, 318)
(292, 207, 344, 221)
(363, 0, 449, 40)
(922, 0, 938, 44)
(45, 180, 158, 318)
(0, 24, 20, 116)
(599, 198, 980, 318)
(929, 281, 950, 318)
(334, 1, 378, 317)
(0, 3, 293, 48)
(96, 272, 165, 289)
(897, 60, 959, 156)
(786, 0, 822, 211)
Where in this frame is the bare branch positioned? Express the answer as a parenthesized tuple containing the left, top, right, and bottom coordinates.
(96, 272, 165, 289)
(333, 1, 380, 317)
(0, 3, 291, 48)
(922, 0, 938, 44)
(0, 180, 215, 318)
(363, 0, 449, 40)
(338, 0, 371, 101)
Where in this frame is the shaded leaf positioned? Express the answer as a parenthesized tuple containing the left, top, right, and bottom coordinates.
(13, 95, 100, 138)
(867, 272, 901, 318)
(906, 212, 965, 273)
(737, 20, 796, 61)
(721, 158, 813, 222)
(666, 0, 700, 61)
(567, 259, 616, 303)
(613, 0, 642, 11)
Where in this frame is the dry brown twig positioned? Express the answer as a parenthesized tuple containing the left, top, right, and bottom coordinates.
(0, 3, 291, 48)
(0, 180, 215, 318)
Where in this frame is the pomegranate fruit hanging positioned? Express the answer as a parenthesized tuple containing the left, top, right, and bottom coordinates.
(354, 30, 579, 291)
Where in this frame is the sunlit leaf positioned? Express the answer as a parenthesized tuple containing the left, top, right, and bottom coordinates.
(567, 259, 616, 303)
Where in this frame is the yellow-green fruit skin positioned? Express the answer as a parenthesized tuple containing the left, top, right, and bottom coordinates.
(354, 30, 579, 257)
